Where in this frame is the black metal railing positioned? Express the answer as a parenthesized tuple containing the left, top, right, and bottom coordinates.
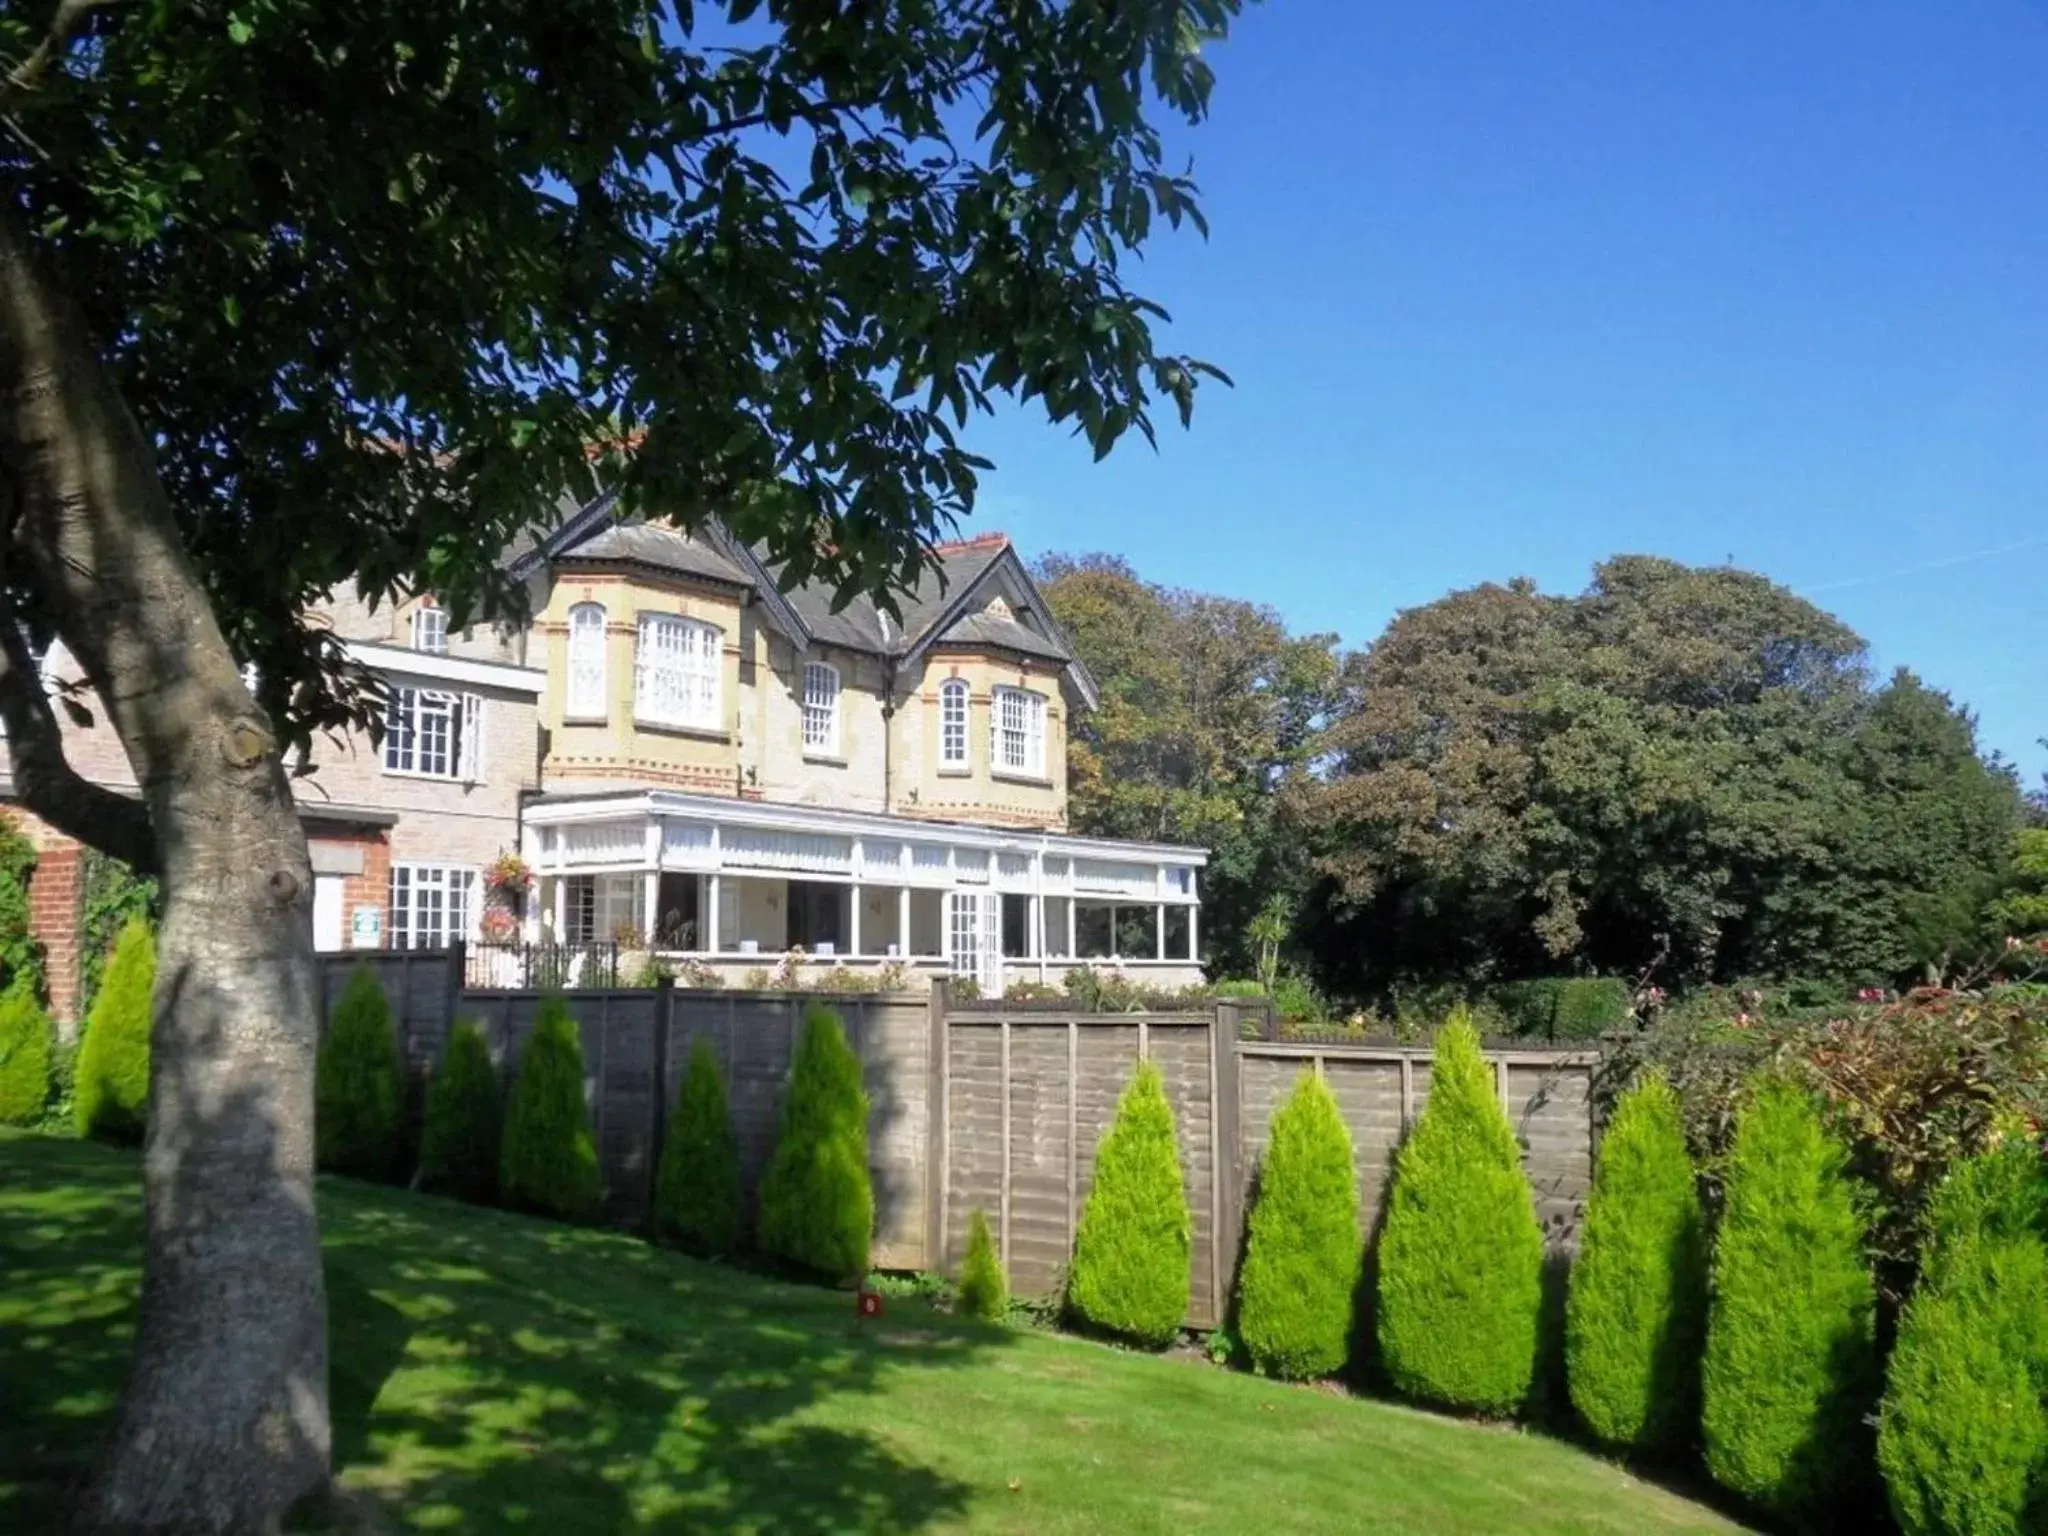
(464, 941, 621, 991)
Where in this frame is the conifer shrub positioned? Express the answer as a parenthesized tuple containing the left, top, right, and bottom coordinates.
(1878, 1139, 2048, 1536)
(1068, 1059, 1191, 1347)
(419, 1021, 501, 1203)
(1377, 1010, 1544, 1413)
(0, 986, 51, 1126)
(1237, 1070, 1360, 1380)
(957, 1208, 1008, 1323)
(1565, 1071, 1707, 1451)
(75, 918, 154, 1143)
(758, 1004, 872, 1279)
(1702, 1077, 1879, 1521)
(654, 1038, 740, 1256)
(499, 994, 601, 1221)
(315, 968, 403, 1179)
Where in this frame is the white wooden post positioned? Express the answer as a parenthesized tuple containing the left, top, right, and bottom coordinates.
(1187, 903, 1199, 961)
(897, 885, 911, 957)
(551, 874, 567, 940)
(850, 883, 863, 957)
(1066, 897, 1077, 959)
(706, 873, 722, 953)
(1156, 904, 1167, 960)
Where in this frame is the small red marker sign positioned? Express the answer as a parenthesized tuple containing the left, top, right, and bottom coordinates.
(856, 1289, 884, 1320)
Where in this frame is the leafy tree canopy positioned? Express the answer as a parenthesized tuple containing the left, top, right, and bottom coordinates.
(3, 0, 1243, 750)
(1293, 557, 2021, 994)
(1034, 553, 1340, 973)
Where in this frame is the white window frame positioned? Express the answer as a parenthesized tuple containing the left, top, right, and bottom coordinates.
(634, 613, 721, 730)
(383, 686, 483, 781)
(566, 602, 608, 719)
(802, 660, 841, 756)
(562, 872, 645, 946)
(992, 686, 1046, 777)
(410, 605, 449, 654)
(388, 863, 477, 949)
(938, 677, 969, 769)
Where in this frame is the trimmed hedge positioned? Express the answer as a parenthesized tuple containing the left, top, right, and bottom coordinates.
(1702, 1077, 1878, 1521)
(1554, 979, 1631, 1041)
(1237, 1070, 1360, 1380)
(1377, 1011, 1544, 1413)
(958, 1208, 1008, 1323)
(1878, 1140, 2048, 1536)
(0, 987, 51, 1126)
(419, 1021, 501, 1203)
(75, 919, 154, 1144)
(758, 1004, 872, 1280)
(654, 1038, 740, 1257)
(315, 968, 403, 1180)
(1493, 979, 1564, 1040)
(1565, 1071, 1706, 1451)
(500, 994, 601, 1221)
(1069, 1059, 1191, 1347)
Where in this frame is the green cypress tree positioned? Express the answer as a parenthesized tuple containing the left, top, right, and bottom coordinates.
(1878, 1139, 2048, 1536)
(1069, 1059, 1191, 1347)
(1237, 1070, 1360, 1380)
(419, 1021, 502, 1203)
(75, 918, 154, 1143)
(758, 1004, 872, 1280)
(499, 994, 602, 1221)
(315, 968, 403, 1180)
(653, 1037, 740, 1256)
(1566, 1071, 1708, 1452)
(957, 1208, 1008, 1323)
(1377, 1011, 1545, 1413)
(0, 986, 51, 1126)
(1702, 1078, 1878, 1520)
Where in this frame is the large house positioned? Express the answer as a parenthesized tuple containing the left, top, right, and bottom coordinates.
(8, 498, 1205, 1015)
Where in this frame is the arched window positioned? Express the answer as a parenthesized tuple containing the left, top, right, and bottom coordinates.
(938, 677, 969, 768)
(566, 602, 607, 718)
(802, 660, 841, 754)
(635, 613, 721, 729)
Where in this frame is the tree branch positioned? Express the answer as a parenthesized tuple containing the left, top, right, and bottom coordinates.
(0, 592, 157, 874)
(0, 0, 127, 116)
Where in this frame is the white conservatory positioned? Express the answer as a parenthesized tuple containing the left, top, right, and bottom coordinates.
(516, 789, 1207, 995)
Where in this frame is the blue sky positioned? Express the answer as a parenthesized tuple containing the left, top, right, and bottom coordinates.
(958, 0, 2048, 783)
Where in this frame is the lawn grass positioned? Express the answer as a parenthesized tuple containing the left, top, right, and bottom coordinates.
(0, 1130, 1749, 1534)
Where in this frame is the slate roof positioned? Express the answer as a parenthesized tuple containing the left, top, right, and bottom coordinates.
(556, 522, 751, 588)
(515, 496, 1091, 699)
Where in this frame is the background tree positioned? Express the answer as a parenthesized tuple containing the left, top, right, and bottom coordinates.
(1034, 554, 1340, 975)
(0, 1, 1244, 1524)
(1295, 558, 2020, 1000)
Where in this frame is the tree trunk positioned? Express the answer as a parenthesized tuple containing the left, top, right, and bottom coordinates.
(0, 215, 330, 1529)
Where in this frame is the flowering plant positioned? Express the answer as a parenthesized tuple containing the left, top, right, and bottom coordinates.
(478, 908, 520, 943)
(484, 852, 534, 895)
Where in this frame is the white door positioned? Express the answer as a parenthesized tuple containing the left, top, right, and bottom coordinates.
(947, 890, 1004, 999)
(312, 875, 345, 952)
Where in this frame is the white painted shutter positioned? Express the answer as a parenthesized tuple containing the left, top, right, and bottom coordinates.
(459, 693, 483, 781)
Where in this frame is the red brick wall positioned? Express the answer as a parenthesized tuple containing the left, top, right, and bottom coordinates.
(312, 829, 392, 949)
(8, 809, 87, 1030)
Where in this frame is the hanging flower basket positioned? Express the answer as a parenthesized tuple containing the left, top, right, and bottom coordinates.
(484, 852, 535, 896)
(479, 908, 521, 944)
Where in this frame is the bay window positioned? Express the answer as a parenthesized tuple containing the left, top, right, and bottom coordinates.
(991, 686, 1046, 777)
(939, 677, 969, 768)
(566, 602, 607, 718)
(635, 614, 721, 729)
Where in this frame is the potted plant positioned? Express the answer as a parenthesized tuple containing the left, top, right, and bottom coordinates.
(484, 851, 535, 899)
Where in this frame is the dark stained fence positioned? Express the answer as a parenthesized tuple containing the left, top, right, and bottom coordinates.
(317, 954, 1599, 1326)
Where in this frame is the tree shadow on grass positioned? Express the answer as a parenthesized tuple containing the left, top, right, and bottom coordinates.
(0, 1134, 993, 1534)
